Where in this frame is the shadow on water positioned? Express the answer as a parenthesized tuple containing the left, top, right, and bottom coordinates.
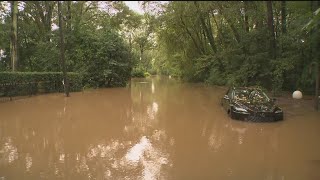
(0, 75, 320, 180)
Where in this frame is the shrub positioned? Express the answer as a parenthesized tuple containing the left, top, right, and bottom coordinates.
(148, 69, 157, 75)
(131, 68, 145, 78)
(0, 72, 82, 97)
(144, 72, 151, 77)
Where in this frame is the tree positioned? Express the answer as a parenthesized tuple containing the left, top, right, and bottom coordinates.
(151, 1, 317, 96)
(244, 1, 249, 33)
(131, 13, 156, 72)
(266, 1, 276, 59)
(194, 1, 217, 53)
(281, 1, 287, 34)
(309, 2, 320, 110)
(58, 1, 69, 97)
(10, 1, 18, 71)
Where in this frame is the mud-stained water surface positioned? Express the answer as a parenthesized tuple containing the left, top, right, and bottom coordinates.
(1, 76, 320, 180)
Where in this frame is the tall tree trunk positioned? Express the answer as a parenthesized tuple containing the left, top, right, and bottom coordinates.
(45, 1, 54, 42)
(179, 15, 204, 54)
(66, 1, 72, 52)
(58, 1, 70, 97)
(266, 1, 276, 59)
(244, 1, 249, 32)
(311, 1, 320, 110)
(10, 1, 18, 71)
(139, 44, 145, 71)
(67, 1, 72, 32)
(274, 6, 280, 40)
(217, 4, 241, 44)
(251, 2, 264, 30)
(194, 1, 217, 53)
(190, 24, 206, 53)
(218, 3, 248, 54)
(212, 13, 224, 46)
(140, 45, 143, 62)
(34, 1, 54, 42)
(281, 1, 286, 34)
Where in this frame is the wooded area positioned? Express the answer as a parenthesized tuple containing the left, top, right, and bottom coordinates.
(153, 1, 320, 96)
(0, 1, 319, 96)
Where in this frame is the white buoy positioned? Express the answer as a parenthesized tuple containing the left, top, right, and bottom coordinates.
(169, 75, 171, 79)
(292, 90, 302, 99)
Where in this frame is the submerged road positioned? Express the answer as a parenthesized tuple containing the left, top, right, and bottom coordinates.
(0, 76, 320, 179)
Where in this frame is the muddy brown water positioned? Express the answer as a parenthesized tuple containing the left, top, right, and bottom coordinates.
(0, 76, 320, 180)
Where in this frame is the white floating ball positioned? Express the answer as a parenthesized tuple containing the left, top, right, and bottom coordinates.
(292, 90, 302, 99)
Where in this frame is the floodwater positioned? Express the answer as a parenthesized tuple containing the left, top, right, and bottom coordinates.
(0, 76, 320, 180)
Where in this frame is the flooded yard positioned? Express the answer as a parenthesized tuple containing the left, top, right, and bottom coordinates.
(0, 76, 320, 180)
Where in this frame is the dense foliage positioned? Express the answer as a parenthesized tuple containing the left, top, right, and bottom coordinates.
(1, 1, 319, 95)
(0, 72, 82, 96)
(0, 1, 142, 89)
(152, 1, 320, 94)
(68, 28, 132, 88)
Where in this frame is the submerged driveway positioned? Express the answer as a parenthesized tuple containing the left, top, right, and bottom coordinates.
(0, 76, 320, 180)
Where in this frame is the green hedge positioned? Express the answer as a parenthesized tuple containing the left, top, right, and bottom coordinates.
(0, 72, 82, 97)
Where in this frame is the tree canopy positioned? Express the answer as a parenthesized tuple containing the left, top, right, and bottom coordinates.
(0, 1, 319, 93)
(0, 1, 146, 87)
(152, 1, 320, 94)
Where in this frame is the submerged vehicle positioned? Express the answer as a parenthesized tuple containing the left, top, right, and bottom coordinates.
(221, 87, 283, 122)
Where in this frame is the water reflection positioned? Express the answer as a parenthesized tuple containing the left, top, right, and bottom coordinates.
(0, 137, 18, 164)
(151, 80, 155, 94)
(125, 136, 150, 163)
(25, 153, 32, 171)
(147, 102, 158, 120)
(0, 76, 319, 179)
